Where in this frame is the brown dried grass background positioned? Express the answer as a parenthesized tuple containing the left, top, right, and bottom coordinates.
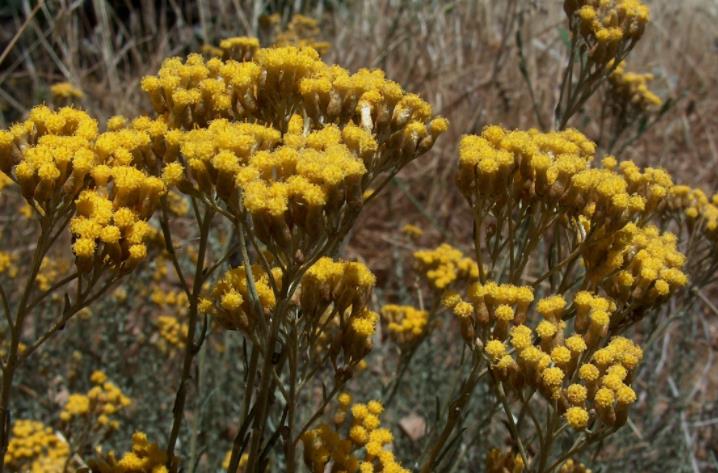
(0, 0, 716, 469)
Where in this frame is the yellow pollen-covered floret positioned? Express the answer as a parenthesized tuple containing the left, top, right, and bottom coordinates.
(485, 340, 506, 361)
(566, 384, 588, 404)
(565, 406, 590, 430)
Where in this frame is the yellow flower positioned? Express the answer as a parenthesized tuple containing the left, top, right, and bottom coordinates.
(60, 373, 131, 430)
(485, 340, 506, 361)
(302, 397, 408, 473)
(452, 301, 473, 319)
(208, 264, 282, 332)
(4, 420, 70, 472)
(50, 82, 84, 100)
(565, 0, 650, 65)
(93, 431, 172, 472)
(566, 384, 588, 404)
(382, 305, 429, 346)
(401, 223, 424, 238)
(495, 304, 515, 322)
(578, 363, 600, 383)
(414, 244, 478, 290)
(541, 367, 565, 387)
(565, 406, 590, 430)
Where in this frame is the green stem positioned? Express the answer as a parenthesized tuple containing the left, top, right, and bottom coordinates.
(419, 352, 485, 473)
(188, 339, 207, 473)
(0, 212, 53, 472)
(285, 324, 298, 473)
(493, 376, 529, 469)
(383, 345, 417, 408)
(166, 207, 213, 467)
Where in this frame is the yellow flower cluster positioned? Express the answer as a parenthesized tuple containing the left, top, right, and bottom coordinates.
(0, 106, 163, 272)
(608, 61, 662, 111)
(243, 121, 367, 236)
(4, 420, 70, 473)
(95, 116, 168, 169)
(35, 256, 70, 291)
(71, 188, 158, 272)
(302, 396, 408, 473)
(301, 257, 375, 319)
(150, 286, 189, 312)
(59, 371, 131, 430)
(0, 251, 17, 277)
(270, 14, 331, 55)
(381, 304, 429, 347)
(208, 264, 282, 332)
(166, 117, 375, 256)
(564, 0, 649, 63)
(140, 47, 445, 147)
(155, 314, 188, 352)
(300, 75, 447, 164)
(150, 282, 189, 348)
(301, 257, 379, 366)
(217, 36, 259, 61)
(70, 120, 170, 272)
(585, 223, 688, 307)
(413, 243, 478, 291)
(0, 106, 97, 209)
(148, 281, 190, 352)
(50, 82, 84, 100)
(570, 336, 641, 428)
(570, 291, 617, 345)
(477, 290, 643, 430)
(610, 159, 673, 214)
(447, 281, 534, 342)
(667, 185, 718, 242)
(458, 126, 593, 201)
(166, 190, 189, 216)
(91, 432, 171, 473)
(400, 223, 423, 238)
(160, 119, 277, 195)
(459, 126, 647, 230)
(486, 448, 525, 473)
(139, 50, 274, 127)
(138, 47, 445, 267)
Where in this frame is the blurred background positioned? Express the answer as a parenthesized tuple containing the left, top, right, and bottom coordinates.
(0, 1, 716, 471)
